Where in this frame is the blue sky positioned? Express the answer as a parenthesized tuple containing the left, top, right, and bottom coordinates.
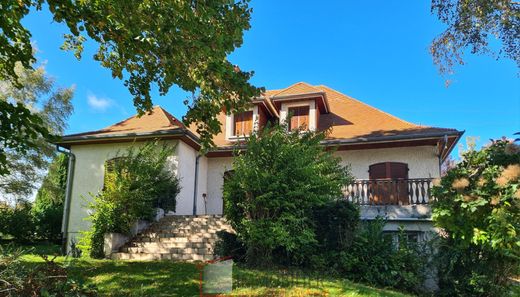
(23, 1, 519, 157)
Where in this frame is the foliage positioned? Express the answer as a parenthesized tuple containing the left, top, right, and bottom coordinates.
(313, 200, 359, 252)
(214, 231, 247, 262)
(0, 244, 97, 296)
(430, 1, 519, 78)
(32, 154, 69, 242)
(84, 142, 180, 258)
(333, 219, 428, 294)
(0, 62, 74, 200)
(223, 123, 353, 265)
(0, 0, 261, 152)
(0, 201, 36, 243)
(432, 138, 520, 296)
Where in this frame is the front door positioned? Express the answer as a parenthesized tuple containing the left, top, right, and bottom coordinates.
(368, 162, 409, 205)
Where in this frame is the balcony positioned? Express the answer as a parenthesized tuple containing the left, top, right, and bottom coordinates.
(343, 178, 435, 220)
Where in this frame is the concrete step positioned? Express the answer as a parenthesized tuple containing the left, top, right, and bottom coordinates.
(113, 215, 233, 261)
(121, 246, 212, 254)
(132, 237, 217, 243)
(136, 232, 219, 240)
(127, 241, 214, 249)
(111, 252, 214, 261)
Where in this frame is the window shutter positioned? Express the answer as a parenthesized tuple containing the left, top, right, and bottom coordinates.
(233, 111, 253, 136)
(369, 163, 387, 179)
(299, 106, 309, 129)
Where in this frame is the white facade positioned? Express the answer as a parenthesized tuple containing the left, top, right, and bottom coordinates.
(65, 140, 441, 246)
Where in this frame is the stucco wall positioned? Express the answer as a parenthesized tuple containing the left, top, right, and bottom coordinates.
(66, 140, 198, 245)
(206, 157, 234, 215)
(334, 145, 440, 179)
(203, 145, 440, 216)
(66, 142, 440, 245)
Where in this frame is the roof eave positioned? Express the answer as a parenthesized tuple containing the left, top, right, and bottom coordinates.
(207, 130, 464, 155)
(55, 128, 201, 149)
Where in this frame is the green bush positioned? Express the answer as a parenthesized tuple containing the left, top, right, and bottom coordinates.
(335, 219, 427, 293)
(84, 141, 180, 258)
(432, 138, 520, 296)
(0, 244, 97, 296)
(0, 201, 36, 243)
(214, 231, 247, 262)
(32, 154, 69, 242)
(223, 124, 353, 266)
(313, 199, 359, 251)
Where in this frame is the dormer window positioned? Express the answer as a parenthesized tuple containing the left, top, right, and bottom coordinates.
(233, 111, 253, 136)
(288, 106, 309, 131)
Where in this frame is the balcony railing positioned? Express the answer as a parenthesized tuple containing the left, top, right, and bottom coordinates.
(343, 178, 434, 205)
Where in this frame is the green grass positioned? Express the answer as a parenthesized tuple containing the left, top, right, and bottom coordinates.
(7, 244, 413, 297)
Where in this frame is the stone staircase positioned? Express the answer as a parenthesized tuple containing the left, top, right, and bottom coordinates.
(111, 215, 233, 261)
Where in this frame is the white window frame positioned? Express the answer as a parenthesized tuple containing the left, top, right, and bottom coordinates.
(225, 106, 259, 141)
(279, 100, 317, 131)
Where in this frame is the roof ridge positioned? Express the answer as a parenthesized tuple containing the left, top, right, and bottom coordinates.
(154, 105, 185, 128)
(315, 84, 423, 128)
(270, 81, 322, 97)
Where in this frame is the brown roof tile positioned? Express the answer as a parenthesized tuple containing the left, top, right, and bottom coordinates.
(65, 106, 185, 138)
(62, 83, 460, 149)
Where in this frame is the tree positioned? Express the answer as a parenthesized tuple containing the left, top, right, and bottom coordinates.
(0, 62, 74, 203)
(431, 1, 519, 77)
(432, 138, 520, 296)
(223, 124, 353, 265)
(0, 0, 262, 161)
(32, 154, 68, 242)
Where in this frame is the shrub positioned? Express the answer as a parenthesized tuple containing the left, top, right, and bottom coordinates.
(223, 124, 353, 266)
(335, 219, 427, 293)
(0, 201, 36, 243)
(214, 231, 247, 262)
(84, 141, 180, 258)
(0, 245, 97, 296)
(313, 199, 359, 251)
(32, 154, 69, 242)
(432, 138, 520, 296)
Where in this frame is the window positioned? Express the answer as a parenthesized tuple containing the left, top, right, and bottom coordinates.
(288, 106, 310, 131)
(103, 157, 128, 189)
(233, 111, 253, 136)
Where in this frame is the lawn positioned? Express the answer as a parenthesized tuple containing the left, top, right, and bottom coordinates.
(11, 244, 412, 297)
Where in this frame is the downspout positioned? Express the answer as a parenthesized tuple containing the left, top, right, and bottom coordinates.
(192, 154, 201, 215)
(438, 135, 448, 177)
(56, 145, 76, 255)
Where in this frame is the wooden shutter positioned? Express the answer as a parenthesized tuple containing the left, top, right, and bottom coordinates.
(234, 111, 253, 136)
(243, 111, 253, 135)
(369, 163, 387, 179)
(368, 162, 409, 205)
(299, 106, 309, 129)
(288, 106, 310, 131)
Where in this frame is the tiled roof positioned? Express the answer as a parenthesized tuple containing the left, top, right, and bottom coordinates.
(61, 83, 461, 148)
(64, 106, 185, 138)
(270, 82, 323, 97)
(313, 85, 458, 140)
(209, 82, 460, 146)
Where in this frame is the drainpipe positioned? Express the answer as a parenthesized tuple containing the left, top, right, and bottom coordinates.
(192, 155, 201, 215)
(56, 145, 76, 255)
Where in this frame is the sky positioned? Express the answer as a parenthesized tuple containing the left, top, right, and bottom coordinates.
(22, 1, 520, 158)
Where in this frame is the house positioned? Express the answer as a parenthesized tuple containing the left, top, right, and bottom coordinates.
(56, 82, 463, 259)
